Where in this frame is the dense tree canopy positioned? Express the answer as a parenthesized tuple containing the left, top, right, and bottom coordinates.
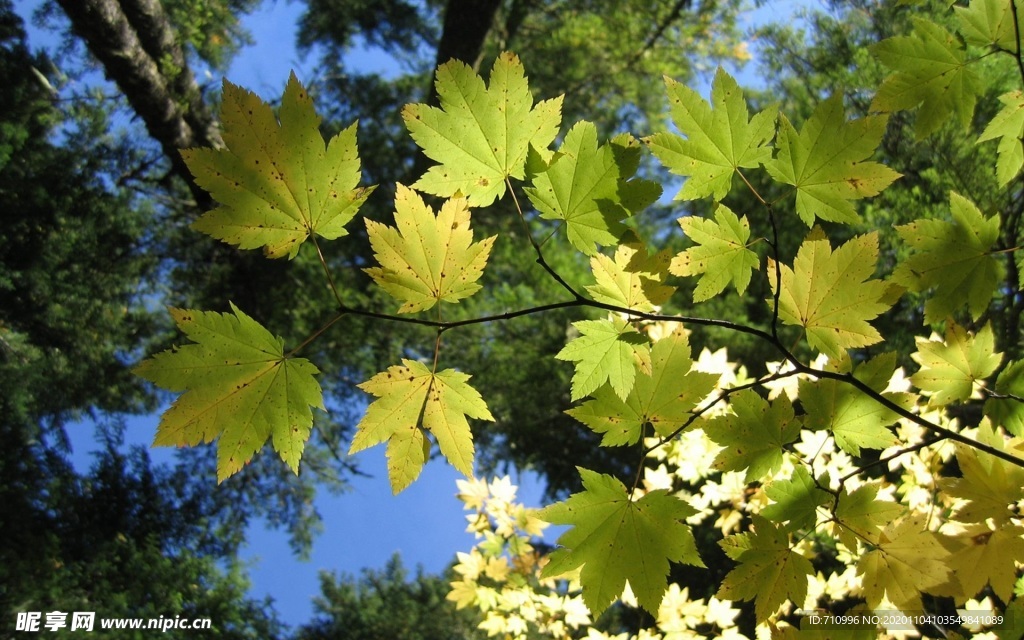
(33, 0, 749, 507)
(11, 0, 1024, 637)
(294, 555, 485, 640)
(4, 0, 749, 634)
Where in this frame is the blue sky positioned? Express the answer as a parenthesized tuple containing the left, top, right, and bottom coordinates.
(17, 0, 811, 629)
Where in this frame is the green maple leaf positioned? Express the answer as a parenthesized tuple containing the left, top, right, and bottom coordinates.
(403, 52, 562, 207)
(765, 96, 900, 226)
(539, 467, 703, 616)
(645, 68, 777, 201)
(893, 192, 1002, 323)
(978, 90, 1024, 185)
(718, 515, 813, 623)
(349, 360, 494, 493)
(556, 317, 652, 401)
(910, 322, 1002, 406)
(857, 515, 952, 611)
(703, 389, 800, 481)
(526, 122, 660, 254)
(760, 466, 833, 532)
(134, 304, 323, 482)
(183, 73, 375, 259)
(800, 353, 913, 456)
(834, 483, 905, 551)
(566, 328, 718, 446)
(955, 0, 1022, 49)
(941, 421, 1024, 524)
(985, 360, 1024, 436)
(585, 236, 675, 312)
(364, 185, 496, 314)
(871, 17, 982, 138)
(671, 204, 760, 302)
(769, 230, 892, 360)
(996, 599, 1024, 640)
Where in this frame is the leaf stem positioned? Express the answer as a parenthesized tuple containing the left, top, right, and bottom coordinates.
(285, 311, 346, 359)
(311, 234, 344, 308)
(505, 176, 585, 300)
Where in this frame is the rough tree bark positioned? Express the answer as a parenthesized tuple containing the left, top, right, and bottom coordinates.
(54, 0, 219, 210)
(118, 0, 222, 148)
(57, 0, 509, 201)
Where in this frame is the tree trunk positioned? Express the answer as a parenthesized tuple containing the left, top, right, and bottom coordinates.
(431, 0, 503, 94)
(54, 0, 219, 210)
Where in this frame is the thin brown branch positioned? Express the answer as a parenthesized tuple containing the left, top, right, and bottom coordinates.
(323, 294, 1024, 471)
(311, 235, 344, 308)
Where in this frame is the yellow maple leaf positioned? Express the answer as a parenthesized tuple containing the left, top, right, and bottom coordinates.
(348, 360, 494, 492)
(769, 230, 892, 359)
(586, 236, 675, 312)
(365, 185, 496, 314)
(944, 522, 1024, 602)
(857, 515, 952, 611)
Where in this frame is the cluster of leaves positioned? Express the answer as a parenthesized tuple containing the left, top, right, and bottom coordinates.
(448, 399, 1024, 639)
(138, 0, 1024, 633)
(447, 473, 746, 640)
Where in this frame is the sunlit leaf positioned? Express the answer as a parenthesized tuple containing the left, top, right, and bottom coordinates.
(760, 466, 833, 532)
(364, 185, 495, 314)
(985, 360, 1024, 436)
(857, 515, 952, 611)
(556, 317, 652, 401)
(704, 389, 800, 481)
(349, 360, 494, 493)
(135, 304, 323, 482)
(540, 467, 703, 616)
(941, 421, 1024, 524)
(910, 322, 1002, 406)
(893, 192, 1002, 323)
(183, 73, 374, 258)
(646, 68, 776, 201)
(403, 52, 562, 206)
(718, 515, 813, 623)
(955, 0, 1022, 49)
(946, 522, 1024, 602)
(765, 96, 899, 225)
(671, 204, 759, 302)
(978, 90, 1024, 185)
(871, 17, 982, 138)
(769, 230, 892, 359)
(834, 484, 905, 552)
(567, 328, 718, 445)
(800, 353, 913, 456)
(527, 123, 660, 255)
(586, 235, 675, 312)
